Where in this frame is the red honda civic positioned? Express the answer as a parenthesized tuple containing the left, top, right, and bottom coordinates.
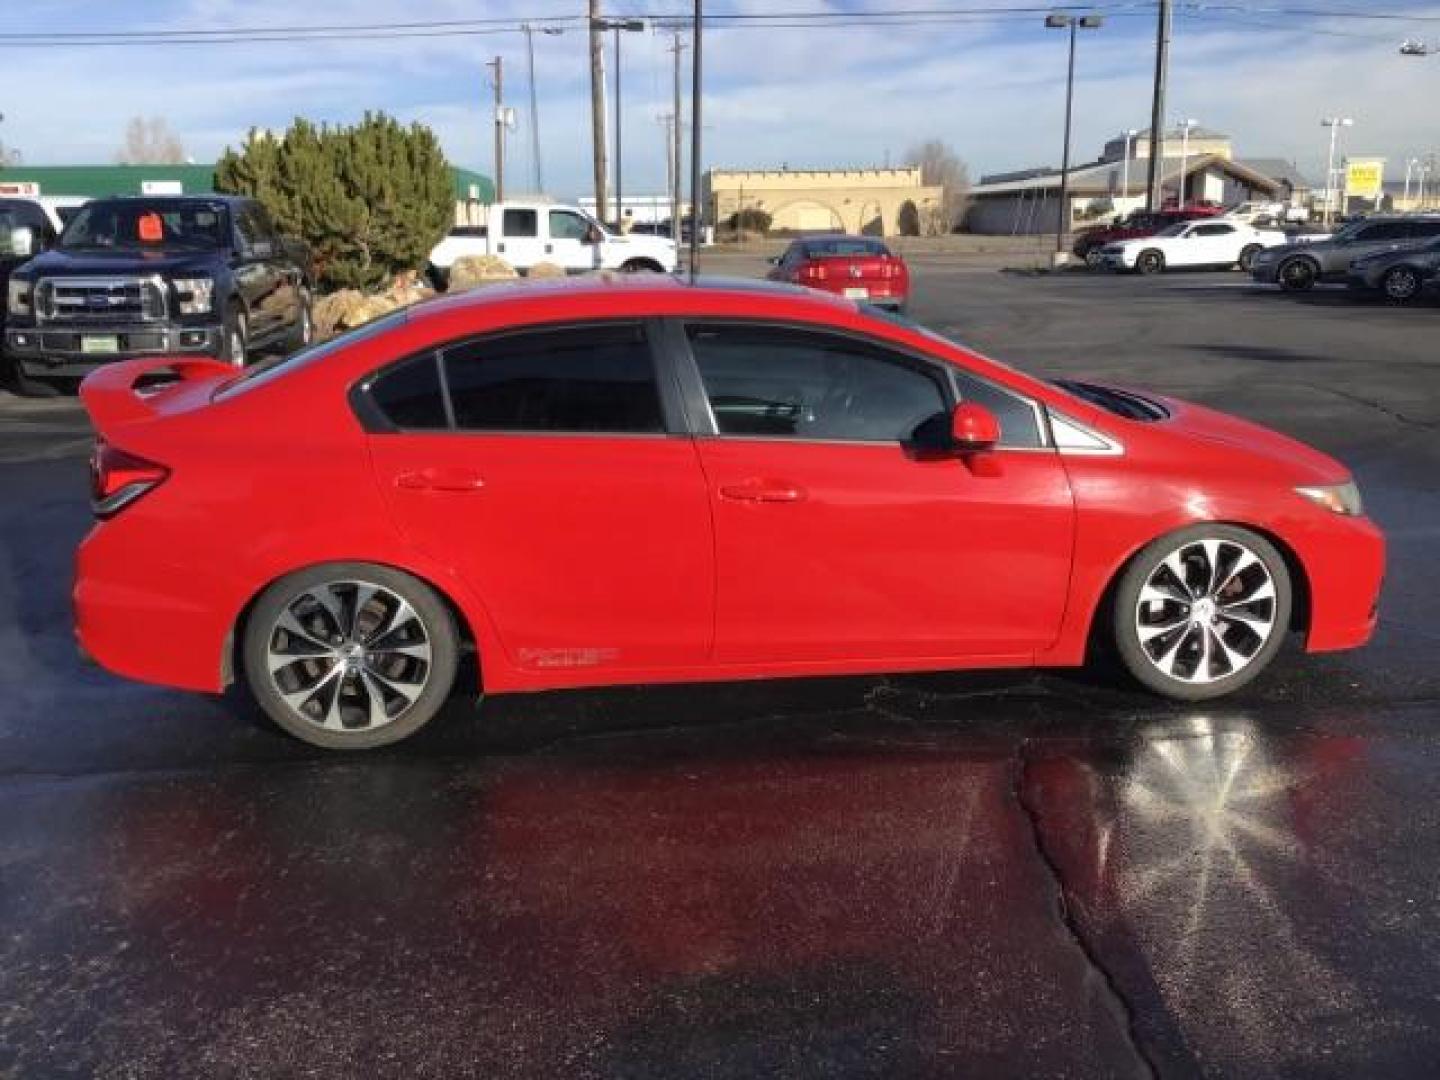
(76, 278, 1383, 750)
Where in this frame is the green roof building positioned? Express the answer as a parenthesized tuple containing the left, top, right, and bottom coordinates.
(0, 163, 495, 220)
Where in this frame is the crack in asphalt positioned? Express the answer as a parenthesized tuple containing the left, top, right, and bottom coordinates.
(1295, 382, 1439, 431)
(1012, 741, 1163, 1080)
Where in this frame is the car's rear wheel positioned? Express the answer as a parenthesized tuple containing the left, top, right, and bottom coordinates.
(620, 257, 664, 273)
(1278, 256, 1318, 291)
(289, 288, 314, 350)
(242, 563, 460, 750)
(1237, 244, 1263, 272)
(1084, 248, 1104, 269)
(1381, 265, 1423, 303)
(1112, 525, 1292, 701)
(1136, 249, 1165, 275)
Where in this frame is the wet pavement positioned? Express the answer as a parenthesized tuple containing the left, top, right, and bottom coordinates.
(2, 267, 1438, 1077)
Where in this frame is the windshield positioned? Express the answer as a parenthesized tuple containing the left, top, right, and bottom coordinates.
(59, 200, 230, 251)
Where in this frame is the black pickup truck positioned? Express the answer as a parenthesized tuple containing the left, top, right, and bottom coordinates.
(4, 194, 312, 395)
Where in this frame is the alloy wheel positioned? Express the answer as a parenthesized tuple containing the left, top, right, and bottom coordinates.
(264, 580, 433, 733)
(1133, 538, 1278, 684)
(1383, 268, 1420, 302)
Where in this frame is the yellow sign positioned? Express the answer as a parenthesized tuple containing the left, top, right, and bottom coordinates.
(1344, 159, 1385, 198)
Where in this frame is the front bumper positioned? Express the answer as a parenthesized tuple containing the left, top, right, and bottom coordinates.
(1097, 252, 1134, 271)
(5, 322, 223, 378)
(1248, 258, 1283, 284)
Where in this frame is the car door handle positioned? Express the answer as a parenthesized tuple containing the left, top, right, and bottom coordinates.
(719, 480, 806, 503)
(395, 469, 485, 493)
(544, 243, 553, 254)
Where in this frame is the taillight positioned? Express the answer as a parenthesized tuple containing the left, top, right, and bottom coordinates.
(799, 262, 828, 282)
(90, 439, 169, 518)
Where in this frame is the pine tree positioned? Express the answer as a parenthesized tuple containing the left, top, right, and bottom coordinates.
(217, 114, 453, 291)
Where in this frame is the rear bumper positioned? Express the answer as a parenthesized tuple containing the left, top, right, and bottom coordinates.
(6, 323, 223, 379)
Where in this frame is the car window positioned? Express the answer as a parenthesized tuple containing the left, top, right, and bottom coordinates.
(686, 323, 948, 443)
(549, 210, 589, 241)
(951, 371, 1046, 449)
(1409, 221, 1440, 239)
(369, 355, 449, 430)
(503, 208, 539, 239)
(1193, 223, 1234, 236)
(1355, 222, 1409, 242)
(443, 322, 663, 434)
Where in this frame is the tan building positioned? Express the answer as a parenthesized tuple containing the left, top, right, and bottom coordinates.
(705, 166, 944, 236)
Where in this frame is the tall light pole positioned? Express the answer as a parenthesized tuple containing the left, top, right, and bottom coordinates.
(1175, 117, 1198, 207)
(486, 57, 506, 202)
(1321, 116, 1354, 226)
(521, 24, 563, 195)
(588, 1, 609, 225)
(1046, 12, 1104, 259)
(1404, 157, 1420, 207)
(668, 31, 687, 247)
(1121, 127, 1138, 201)
(591, 17, 646, 229)
(688, 0, 703, 277)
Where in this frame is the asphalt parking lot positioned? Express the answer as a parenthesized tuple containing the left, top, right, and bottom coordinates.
(2, 262, 1438, 1078)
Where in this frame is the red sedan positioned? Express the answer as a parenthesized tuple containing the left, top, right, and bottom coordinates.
(766, 236, 909, 310)
(76, 278, 1383, 749)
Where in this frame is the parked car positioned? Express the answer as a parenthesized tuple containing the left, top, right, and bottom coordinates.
(1345, 234, 1440, 303)
(766, 235, 910, 311)
(425, 200, 677, 287)
(75, 277, 1382, 750)
(1, 197, 66, 388)
(1096, 219, 1287, 274)
(1072, 208, 1220, 265)
(4, 194, 313, 396)
(1249, 215, 1440, 291)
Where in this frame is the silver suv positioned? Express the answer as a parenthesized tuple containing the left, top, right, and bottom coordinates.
(1250, 215, 1440, 291)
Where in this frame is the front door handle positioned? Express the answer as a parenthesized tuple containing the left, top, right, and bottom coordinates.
(395, 468, 485, 493)
(719, 480, 806, 503)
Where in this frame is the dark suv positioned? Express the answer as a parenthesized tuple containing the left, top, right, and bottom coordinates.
(1248, 215, 1440, 291)
(4, 194, 312, 395)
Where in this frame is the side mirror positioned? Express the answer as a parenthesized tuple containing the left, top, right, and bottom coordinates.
(767, 255, 781, 266)
(9, 227, 34, 258)
(951, 402, 1000, 453)
(584, 225, 603, 245)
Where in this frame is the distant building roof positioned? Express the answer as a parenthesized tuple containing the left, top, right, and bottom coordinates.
(1132, 125, 1230, 141)
(971, 154, 1282, 198)
(1235, 158, 1314, 190)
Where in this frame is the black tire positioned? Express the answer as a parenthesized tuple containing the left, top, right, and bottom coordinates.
(620, 258, 664, 273)
(425, 263, 451, 292)
(221, 307, 248, 367)
(1136, 249, 1165, 275)
(1277, 256, 1318, 292)
(1237, 244, 1263, 273)
(1381, 265, 1423, 304)
(1111, 524, 1292, 702)
(288, 288, 314, 351)
(5, 359, 60, 397)
(1085, 248, 1105, 269)
(242, 562, 461, 750)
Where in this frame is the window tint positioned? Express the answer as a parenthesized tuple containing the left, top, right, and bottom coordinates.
(952, 371, 1045, 449)
(503, 208, 539, 238)
(1193, 223, 1234, 236)
(687, 324, 947, 442)
(802, 238, 892, 258)
(370, 355, 449, 430)
(1356, 222, 1410, 242)
(549, 210, 590, 241)
(444, 323, 663, 433)
(1410, 221, 1440, 239)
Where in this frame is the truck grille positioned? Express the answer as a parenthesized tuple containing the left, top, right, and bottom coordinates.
(35, 277, 167, 324)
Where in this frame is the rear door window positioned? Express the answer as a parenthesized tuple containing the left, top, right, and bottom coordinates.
(502, 209, 539, 239)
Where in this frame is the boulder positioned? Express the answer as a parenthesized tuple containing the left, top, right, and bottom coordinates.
(312, 289, 369, 337)
(526, 261, 567, 280)
(448, 255, 519, 291)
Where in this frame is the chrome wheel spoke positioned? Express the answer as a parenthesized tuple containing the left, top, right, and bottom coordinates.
(358, 670, 396, 729)
(369, 640, 432, 663)
(366, 597, 420, 648)
(280, 660, 343, 714)
(1138, 612, 1190, 644)
(1198, 539, 1223, 596)
(363, 664, 424, 705)
(349, 583, 381, 640)
(1209, 625, 1254, 673)
(307, 585, 348, 641)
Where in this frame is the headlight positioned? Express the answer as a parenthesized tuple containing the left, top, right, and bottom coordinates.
(6, 279, 32, 315)
(172, 277, 214, 315)
(1296, 481, 1363, 516)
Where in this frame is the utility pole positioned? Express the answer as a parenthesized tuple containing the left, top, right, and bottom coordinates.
(523, 25, 542, 194)
(588, 0, 609, 225)
(658, 112, 675, 231)
(689, 0, 703, 277)
(669, 31, 687, 247)
(591, 19, 645, 230)
(487, 57, 505, 202)
(1144, 0, 1172, 211)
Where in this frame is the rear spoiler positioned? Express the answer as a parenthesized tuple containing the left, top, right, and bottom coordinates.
(79, 356, 234, 430)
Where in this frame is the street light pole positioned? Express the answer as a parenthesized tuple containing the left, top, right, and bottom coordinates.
(590, 18, 645, 229)
(1046, 12, 1103, 260)
(486, 57, 505, 202)
(1175, 117, 1197, 207)
(1144, 0, 1172, 212)
(1121, 128, 1138, 201)
(689, 0, 703, 278)
(1321, 116, 1354, 226)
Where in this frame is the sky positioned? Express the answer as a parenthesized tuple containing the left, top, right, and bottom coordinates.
(1, 1, 1438, 198)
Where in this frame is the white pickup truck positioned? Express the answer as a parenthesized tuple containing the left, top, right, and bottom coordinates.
(426, 201, 677, 286)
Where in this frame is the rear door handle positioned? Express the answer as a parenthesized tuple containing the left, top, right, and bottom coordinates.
(719, 480, 806, 503)
(396, 468, 485, 493)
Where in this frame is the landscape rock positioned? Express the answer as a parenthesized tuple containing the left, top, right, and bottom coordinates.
(449, 255, 519, 290)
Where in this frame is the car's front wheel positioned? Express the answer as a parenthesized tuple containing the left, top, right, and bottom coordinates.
(1112, 525, 1292, 701)
(242, 563, 461, 750)
(1237, 244, 1263, 272)
(1381, 265, 1424, 303)
(222, 309, 248, 367)
(1136, 249, 1165, 275)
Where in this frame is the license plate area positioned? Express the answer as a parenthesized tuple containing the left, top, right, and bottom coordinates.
(81, 335, 120, 355)
(843, 287, 869, 299)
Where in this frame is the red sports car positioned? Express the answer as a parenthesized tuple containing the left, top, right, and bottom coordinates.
(766, 236, 909, 310)
(76, 278, 1383, 749)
